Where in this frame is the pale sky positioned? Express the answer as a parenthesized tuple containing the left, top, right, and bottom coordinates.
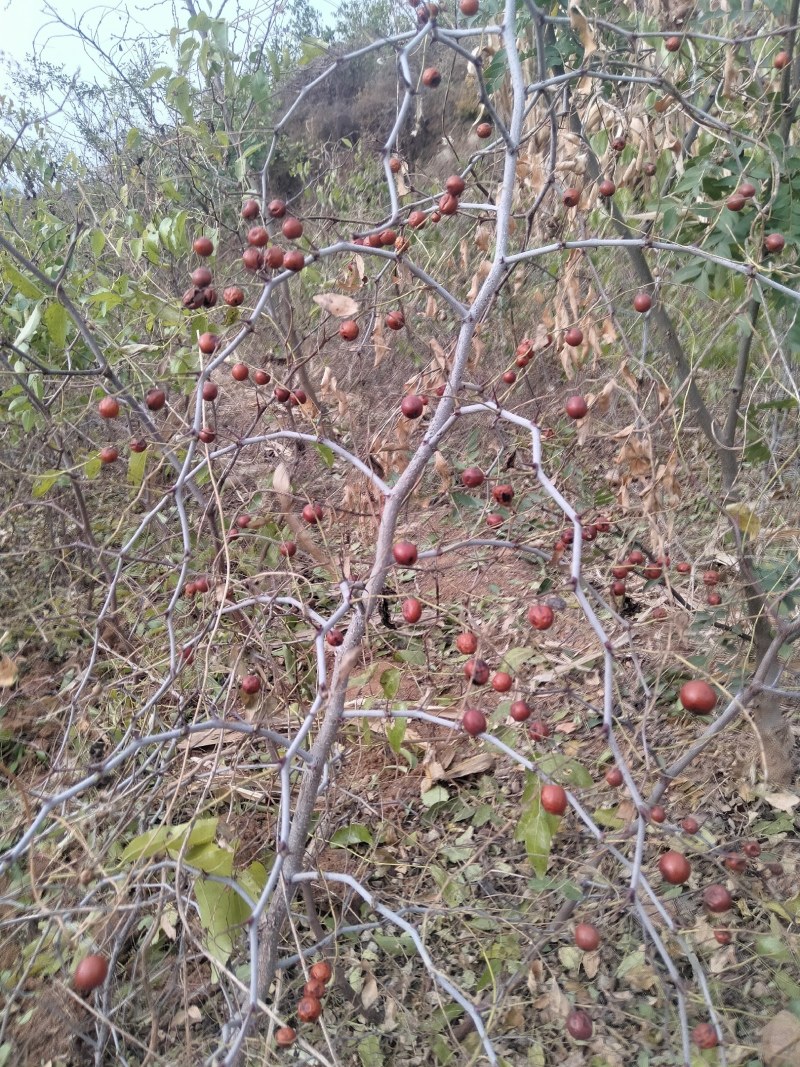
(0, 0, 338, 93)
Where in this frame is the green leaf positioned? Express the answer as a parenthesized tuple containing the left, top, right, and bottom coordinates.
(537, 753, 593, 789)
(194, 878, 247, 966)
(386, 716, 406, 755)
(121, 816, 218, 864)
(14, 301, 43, 349)
(330, 824, 374, 848)
(238, 860, 269, 901)
(185, 841, 234, 876)
(514, 772, 556, 877)
(357, 1034, 384, 1067)
(144, 65, 172, 86)
(84, 455, 102, 480)
(2, 262, 44, 299)
(44, 302, 68, 347)
(421, 786, 449, 807)
(32, 469, 63, 498)
(127, 447, 147, 486)
(380, 667, 400, 699)
(315, 442, 335, 467)
(500, 647, 535, 672)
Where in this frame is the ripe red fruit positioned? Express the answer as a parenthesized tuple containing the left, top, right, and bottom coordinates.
(304, 978, 327, 999)
(268, 198, 286, 218)
(439, 193, 459, 216)
(296, 996, 322, 1022)
(679, 680, 717, 714)
(242, 199, 259, 219)
(309, 961, 332, 983)
(737, 181, 756, 198)
(251, 370, 269, 387)
(191, 266, 213, 288)
(401, 395, 425, 419)
(275, 1027, 297, 1047)
(241, 674, 261, 695)
(389, 157, 402, 173)
(565, 327, 584, 348)
(764, 233, 785, 253)
(633, 292, 652, 313)
(774, 50, 790, 70)
(248, 226, 269, 247)
(528, 603, 554, 630)
(195, 577, 209, 593)
(665, 35, 681, 51)
(422, 67, 441, 88)
(707, 590, 722, 606)
(611, 581, 626, 598)
(202, 381, 218, 401)
(198, 332, 219, 354)
(627, 549, 645, 565)
(644, 162, 656, 176)
(274, 386, 291, 403)
(643, 563, 662, 580)
(676, 561, 691, 574)
(407, 210, 427, 229)
(491, 671, 513, 693)
(611, 565, 630, 579)
(461, 467, 485, 488)
(703, 884, 733, 913)
(462, 708, 487, 736)
(459, 0, 479, 13)
(510, 700, 531, 722)
(649, 804, 666, 823)
(224, 286, 245, 307)
(492, 484, 514, 506)
(242, 247, 263, 271)
(692, 1023, 719, 1049)
(566, 1009, 593, 1040)
(605, 766, 623, 787)
(681, 816, 700, 834)
(302, 503, 323, 525)
(501, 370, 516, 384)
(402, 597, 423, 623)
(562, 187, 580, 208)
(98, 396, 120, 419)
(392, 540, 418, 566)
(724, 852, 747, 873)
(283, 250, 305, 271)
(528, 719, 551, 741)
(486, 513, 504, 528)
(574, 923, 600, 951)
(476, 122, 492, 138)
(278, 541, 297, 558)
(326, 629, 344, 647)
(541, 783, 567, 815)
(130, 438, 147, 453)
(612, 136, 627, 152)
(464, 659, 490, 685)
(567, 394, 593, 418)
(445, 175, 466, 196)
(714, 928, 732, 945)
(263, 246, 284, 269)
(282, 217, 303, 240)
(231, 363, 249, 382)
(193, 236, 213, 256)
(598, 178, 616, 198)
(582, 525, 597, 542)
(198, 428, 215, 443)
(743, 840, 761, 858)
(184, 583, 198, 599)
(339, 320, 359, 341)
(99, 446, 119, 464)
(292, 390, 307, 407)
(236, 514, 251, 529)
(145, 387, 166, 412)
(659, 851, 691, 885)
(727, 193, 746, 212)
(456, 632, 478, 655)
(380, 229, 396, 246)
(385, 311, 405, 330)
(73, 954, 109, 992)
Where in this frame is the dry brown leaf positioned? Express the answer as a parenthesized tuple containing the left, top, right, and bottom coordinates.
(0, 654, 19, 687)
(460, 238, 470, 274)
(441, 752, 495, 779)
(475, 223, 493, 252)
(467, 260, 492, 303)
(762, 1011, 800, 1067)
(372, 318, 389, 368)
(312, 293, 360, 318)
(424, 293, 438, 319)
(361, 974, 380, 1010)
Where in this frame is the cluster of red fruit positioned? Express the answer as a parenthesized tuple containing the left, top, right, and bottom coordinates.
(96, 383, 167, 463)
(608, 551, 725, 608)
(274, 960, 332, 1047)
(239, 197, 306, 274)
